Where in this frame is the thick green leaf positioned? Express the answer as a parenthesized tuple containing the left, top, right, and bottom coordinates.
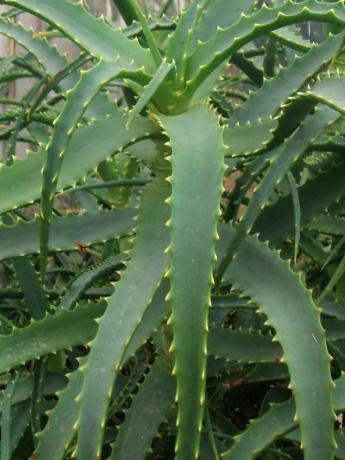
(0, 303, 105, 374)
(0, 0, 154, 71)
(218, 225, 334, 460)
(229, 32, 344, 125)
(35, 281, 170, 460)
(129, 58, 174, 123)
(158, 104, 224, 460)
(186, 0, 345, 97)
(76, 179, 170, 460)
(194, 0, 256, 45)
(0, 207, 136, 260)
(223, 118, 278, 157)
(304, 75, 345, 114)
(60, 255, 125, 310)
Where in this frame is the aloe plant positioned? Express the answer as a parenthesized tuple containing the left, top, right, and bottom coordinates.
(0, 0, 345, 459)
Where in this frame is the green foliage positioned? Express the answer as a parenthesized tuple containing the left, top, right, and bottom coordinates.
(0, 1, 344, 459)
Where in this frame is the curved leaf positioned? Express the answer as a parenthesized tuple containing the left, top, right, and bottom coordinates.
(35, 280, 170, 460)
(0, 0, 154, 71)
(229, 32, 344, 125)
(194, 0, 256, 45)
(186, 0, 345, 96)
(304, 74, 345, 114)
(0, 303, 105, 374)
(60, 255, 125, 310)
(76, 179, 170, 460)
(129, 58, 174, 123)
(223, 118, 278, 157)
(219, 225, 334, 460)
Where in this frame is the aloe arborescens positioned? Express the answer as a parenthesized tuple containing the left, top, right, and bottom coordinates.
(0, 1, 345, 459)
